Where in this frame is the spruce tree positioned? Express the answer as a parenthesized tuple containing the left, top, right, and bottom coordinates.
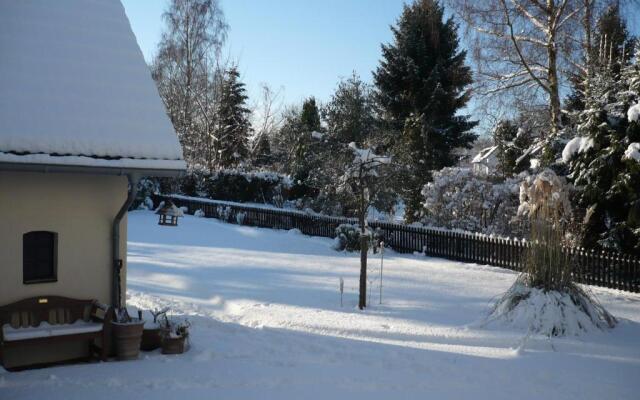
(215, 67, 251, 168)
(324, 72, 376, 146)
(566, 4, 634, 114)
(291, 97, 322, 186)
(493, 120, 532, 178)
(566, 45, 640, 255)
(373, 0, 477, 222)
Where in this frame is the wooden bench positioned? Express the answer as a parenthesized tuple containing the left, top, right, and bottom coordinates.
(0, 296, 113, 369)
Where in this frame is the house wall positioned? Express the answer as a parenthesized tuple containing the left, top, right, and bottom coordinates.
(0, 171, 128, 306)
(0, 171, 129, 368)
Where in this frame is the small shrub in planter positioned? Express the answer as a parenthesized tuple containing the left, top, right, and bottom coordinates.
(158, 314, 190, 355)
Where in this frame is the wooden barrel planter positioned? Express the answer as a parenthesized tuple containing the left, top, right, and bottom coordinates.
(141, 327, 163, 351)
(112, 319, 145, 360)
(161, 334, 187, 355)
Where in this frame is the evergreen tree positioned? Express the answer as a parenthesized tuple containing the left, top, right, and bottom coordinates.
(300, 97, 322, 133)
(291, 97, 322, 184)
(373, 0, 477, 222)
(566, 4, 634, 113)
(251, 133, 272, 167)
(323, 72, 376, 146)
(566, 45, 640, 255)
(493, 120, 532, 178)
(214, 67, 251, 168)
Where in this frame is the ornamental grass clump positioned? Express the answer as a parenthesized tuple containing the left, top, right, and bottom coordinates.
(486, 171, 616, 337)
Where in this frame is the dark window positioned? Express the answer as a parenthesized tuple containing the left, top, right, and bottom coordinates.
(23, 231, 57, 284)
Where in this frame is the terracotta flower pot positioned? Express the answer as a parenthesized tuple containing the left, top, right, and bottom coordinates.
(112, 319, 145, 360)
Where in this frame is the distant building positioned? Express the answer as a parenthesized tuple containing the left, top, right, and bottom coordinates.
(471, 146, 498, 176)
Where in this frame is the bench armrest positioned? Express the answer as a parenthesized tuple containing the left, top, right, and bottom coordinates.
(90, 302, 114, 324)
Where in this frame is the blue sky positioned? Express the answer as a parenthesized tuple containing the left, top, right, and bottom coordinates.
(122, 0, 407, 107)
(122, 0, 639, 135)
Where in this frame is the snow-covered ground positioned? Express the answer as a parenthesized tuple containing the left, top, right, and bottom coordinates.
(2, 211, 640, 399)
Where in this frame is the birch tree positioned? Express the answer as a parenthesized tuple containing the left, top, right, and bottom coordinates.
(151, 0, 228, 167)
(451, 0, 585, 135)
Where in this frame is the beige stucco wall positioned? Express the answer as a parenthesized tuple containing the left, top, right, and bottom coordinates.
(0, 171, 128, 306)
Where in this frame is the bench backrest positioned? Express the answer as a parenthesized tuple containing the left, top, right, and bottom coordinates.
(0, 296, 98, 328)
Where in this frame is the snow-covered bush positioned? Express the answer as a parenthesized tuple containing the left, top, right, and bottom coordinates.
(203, 169, 293, 205)
(236, 211, 246, 225)
(194, 209, 206, 218)
(132, 178, 160, 210)
(179, 168, 208, 196)
(333, 224, 384, 252)
(216, 205, 233, 222)
(333, 224, 362, 251)
(421, 167, 524, 236)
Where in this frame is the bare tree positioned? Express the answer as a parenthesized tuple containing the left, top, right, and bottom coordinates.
(151, 0, 228, 167)
(250, 83, 285, 166)
(451, 0, 585, 135)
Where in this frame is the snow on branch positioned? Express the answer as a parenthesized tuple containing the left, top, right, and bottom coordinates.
(624, 143, 640, 163)
(348, 142, 391, 167)
(561, 136, 594, 163)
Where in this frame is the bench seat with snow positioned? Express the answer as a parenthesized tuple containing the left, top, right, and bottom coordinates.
(0, 296, 113, 370)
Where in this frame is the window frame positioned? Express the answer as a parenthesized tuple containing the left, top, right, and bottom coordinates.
(22, 231, 58, 284)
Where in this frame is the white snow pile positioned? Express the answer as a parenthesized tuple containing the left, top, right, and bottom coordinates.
(623, 143, 640, 162)
(628, 103, 640, 123)
(485, 281, 616, 336)
(562, 136, 594, 163)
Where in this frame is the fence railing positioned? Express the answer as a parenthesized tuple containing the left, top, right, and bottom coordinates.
(153, 194, 640, 293)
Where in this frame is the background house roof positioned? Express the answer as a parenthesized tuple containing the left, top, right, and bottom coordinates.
(0, 0, 185, 171)
(471, 146, 498, 164)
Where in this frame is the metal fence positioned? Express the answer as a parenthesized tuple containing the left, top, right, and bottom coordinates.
(154, 194, 640, 293)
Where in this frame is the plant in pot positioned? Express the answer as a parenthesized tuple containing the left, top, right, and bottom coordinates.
(159, 314, 190, 355)
(140, 308, 168, 351)
(112, 308, 145, 360)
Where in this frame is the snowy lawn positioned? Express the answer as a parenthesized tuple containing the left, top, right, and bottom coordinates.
(2, 210, 640, 399)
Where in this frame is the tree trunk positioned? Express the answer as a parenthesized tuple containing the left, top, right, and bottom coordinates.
(547, 2, 561, 135)
(359, 229, 368, 310)
(358, 181, 367, 310)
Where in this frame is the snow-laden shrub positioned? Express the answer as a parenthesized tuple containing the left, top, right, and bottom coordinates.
(421, 167, 524, 237)
(333, 224, 362, 251)
(236, 211, 246, 225)
(203, 169, 293, 205)
(216, 205, 233, 222)
(180, 168, 208, 196)
(194, 209, 206, 218)
(333, 224, 384, 252)
(132, 178, 160, 210)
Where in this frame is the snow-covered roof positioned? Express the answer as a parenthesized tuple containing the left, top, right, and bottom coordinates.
(471, 146, 498, 164)
(0, 0, 185, 172)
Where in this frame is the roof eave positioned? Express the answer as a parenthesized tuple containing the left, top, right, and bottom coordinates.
(0, 161, 185, 178)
